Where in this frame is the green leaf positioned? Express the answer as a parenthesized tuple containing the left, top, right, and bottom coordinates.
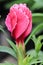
(0, 25, 17, 53)
(32, 13, 43, 24)
(0, 26, 17, 58)
(0, 25, 6, 34)
(32, 35, 43, 45)
(26, 49, 37, 57)
(25, 23, 43, 45)
(31, 61, 43, 64)
(27, 50, 43, 61)
(32, 35, 43, 53)
(26, 50, 43, 64)
(37, 35, 43, 43)
(32, 35, 37, 44)
(23, 55, 33, 65)
(6, 38, 17, 53)
(24, 50, 43, 65)
(38, 51, 43, 61)
(0, 25, 3, 28)
(35, 42, 42, 53)
(0, 46, 17, 59)
(35, 35, 43, 52)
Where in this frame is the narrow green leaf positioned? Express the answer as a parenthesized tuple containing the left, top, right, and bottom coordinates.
(0, 46, 17, 59)
(0, 25, 17, 52)
(32, 35, 37, 44)
(0, 25, 6, 34)
(0, 25, 3, 28)
(23, 55, 33, 65)
(32, 13, 43, 24)
(35, 42, 42, 53)
(35, 35, 43, 52)
(27, 50, 43, 61)
(6, 38, 17, 53)
(25, 23, 43, 45)
(32, 35, 43, 45)
(32, 35, 43, 52)
(31, 61, 43, 64)
(38, 51, 43, 61)
(37, 35, 43, 43)
(0, 26, 17, 58)
(26, 49, 37, 57)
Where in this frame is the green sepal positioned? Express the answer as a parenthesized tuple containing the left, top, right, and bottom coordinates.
(16, 43, 25, 65)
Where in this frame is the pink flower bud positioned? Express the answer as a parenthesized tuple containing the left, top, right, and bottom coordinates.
(5, 4, 32, 44)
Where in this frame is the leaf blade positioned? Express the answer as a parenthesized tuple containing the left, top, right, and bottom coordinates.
(32, 13, 43, 24)
(6, 38, 17, 53)
(0, 46, 17, 59)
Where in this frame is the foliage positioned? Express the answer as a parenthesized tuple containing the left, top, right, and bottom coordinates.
(0, 25, 43, 65)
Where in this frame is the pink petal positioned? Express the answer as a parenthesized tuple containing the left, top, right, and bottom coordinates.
(5, 13, 12, 32)
(5, 10, 17, 32)
(12, 11, 29, 39)
(16, 20, 32, 41)
(10, 10, 17, 31)
(22, 20, 32, 38)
